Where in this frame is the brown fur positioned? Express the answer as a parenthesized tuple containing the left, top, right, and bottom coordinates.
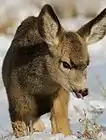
(51, 88, 71, 135)
(2, 4, 106, 137)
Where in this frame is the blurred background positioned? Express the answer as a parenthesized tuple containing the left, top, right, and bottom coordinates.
(0, 0, 106, 36)
(0, 0, 106, 137)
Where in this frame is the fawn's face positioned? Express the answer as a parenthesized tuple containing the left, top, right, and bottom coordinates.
(55, 32, 89, 98)
(38, 5, 106, 98)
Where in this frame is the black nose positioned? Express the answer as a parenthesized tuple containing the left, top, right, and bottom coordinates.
(79, 89, 88, 97)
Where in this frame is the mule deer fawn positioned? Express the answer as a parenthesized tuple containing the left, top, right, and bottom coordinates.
(2, 4, 106, 137)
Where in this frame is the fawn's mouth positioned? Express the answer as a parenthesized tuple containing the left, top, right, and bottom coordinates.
(73, 89, 88, 98)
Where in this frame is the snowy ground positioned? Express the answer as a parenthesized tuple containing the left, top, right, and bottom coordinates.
(0, 17, 106, 139)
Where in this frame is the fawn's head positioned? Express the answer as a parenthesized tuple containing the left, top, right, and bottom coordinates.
(38, 4, 106, 98)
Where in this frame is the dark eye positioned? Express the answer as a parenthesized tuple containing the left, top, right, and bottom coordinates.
(62, 61, 71, 69)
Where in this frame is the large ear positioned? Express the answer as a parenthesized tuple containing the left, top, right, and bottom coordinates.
(38, 4, 62, 45)
(77, 9, 106, 45)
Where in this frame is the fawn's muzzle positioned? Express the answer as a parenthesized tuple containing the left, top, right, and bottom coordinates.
(73, 89, 88, 98)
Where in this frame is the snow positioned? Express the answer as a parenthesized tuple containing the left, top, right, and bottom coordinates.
(0, 14, 106, 140)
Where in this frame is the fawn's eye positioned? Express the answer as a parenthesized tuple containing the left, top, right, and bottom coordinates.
(62, 61, 71, 69)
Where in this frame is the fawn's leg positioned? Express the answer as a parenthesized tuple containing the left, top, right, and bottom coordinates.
(11, 117, 45, 138)
(51, 87, 71, 136)
(9, 93, 45, 138)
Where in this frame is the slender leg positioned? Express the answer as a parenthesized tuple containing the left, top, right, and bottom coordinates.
(51, 87, 72, 136)
(8, 93, 39, 137)
(9, 94, 45, 137)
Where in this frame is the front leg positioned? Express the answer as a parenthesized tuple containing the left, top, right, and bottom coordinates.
(51, 87, 72, 136)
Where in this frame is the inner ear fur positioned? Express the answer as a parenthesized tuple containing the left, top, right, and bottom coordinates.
(77, 8, 106, 45)
(37, 4, 62, 45)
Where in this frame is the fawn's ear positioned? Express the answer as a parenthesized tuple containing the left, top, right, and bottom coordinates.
(38, 4, 62, 45)
(77, 9, 106, 45)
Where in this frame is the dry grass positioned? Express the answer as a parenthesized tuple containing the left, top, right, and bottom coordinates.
(78, 110, 101, 139)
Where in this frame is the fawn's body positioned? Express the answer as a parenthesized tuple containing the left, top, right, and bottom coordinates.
(2, 4, 106, 137)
